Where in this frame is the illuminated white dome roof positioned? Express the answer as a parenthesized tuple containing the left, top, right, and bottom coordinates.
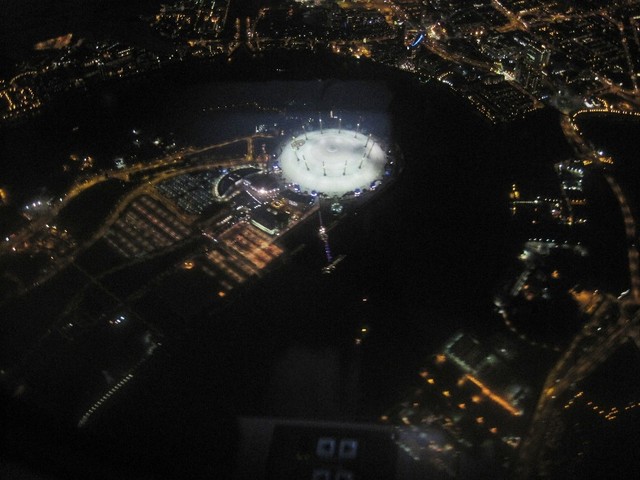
(278, 128, 387, 196)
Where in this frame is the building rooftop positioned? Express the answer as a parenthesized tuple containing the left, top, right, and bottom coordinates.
(279, 129, 387, 197)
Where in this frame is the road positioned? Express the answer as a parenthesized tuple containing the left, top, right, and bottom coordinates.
(604, 174, 640, 303)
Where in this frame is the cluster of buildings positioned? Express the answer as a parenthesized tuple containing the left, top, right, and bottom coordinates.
(0, 78, 41, 123)
(382, 330, 534, 478)
(146, 0, 230, 56)
(156, 170, 220, 216)
(0, 39, 166, 124)
(496, 157, 592, 350)
(272, 0, 640, 122)
(254, 1, 394, 49)
(554, 160, 589, 225)
(3, 1, 640, 125)
(384, 0, 636, 120)
(149, 0, 229, 40)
